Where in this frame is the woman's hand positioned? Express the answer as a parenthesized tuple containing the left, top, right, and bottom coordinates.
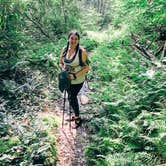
(68, 73, 76, 80)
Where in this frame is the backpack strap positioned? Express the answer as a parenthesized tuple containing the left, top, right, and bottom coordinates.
(79, 47, 90, 67)
(62, 46, 68, 58)
(78, 48, 84, 67)
(63, 45, 85, 67)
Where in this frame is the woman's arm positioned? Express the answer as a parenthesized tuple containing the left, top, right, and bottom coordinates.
(59, 48, 64, 69)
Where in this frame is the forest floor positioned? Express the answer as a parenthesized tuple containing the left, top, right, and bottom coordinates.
(54, 85, 92, 166)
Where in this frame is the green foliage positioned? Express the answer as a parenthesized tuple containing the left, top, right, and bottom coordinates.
(0, 113, 58, 166)
(86, 37, 166, 164)
(0, 0, 24, 71)
(81, 38, 99, 52)
(106, 152, 156, 166)
(0, 0, 166, 165)
(23, 0, 81, 38)
(0, 122, 10, 137)
(0, 137, 20, 154)
(41, 115, 59, 129)
(80, 7, 102, 31)
(84, 0, 166, 163)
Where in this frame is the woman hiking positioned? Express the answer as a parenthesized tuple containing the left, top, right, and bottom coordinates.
(59, 30, 90, 129)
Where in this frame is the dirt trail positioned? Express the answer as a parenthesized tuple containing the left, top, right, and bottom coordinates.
(55, 94, 90, 166)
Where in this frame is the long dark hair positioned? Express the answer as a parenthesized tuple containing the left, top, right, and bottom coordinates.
(67, 29, 80, 40)
(63, 30, 80, 58)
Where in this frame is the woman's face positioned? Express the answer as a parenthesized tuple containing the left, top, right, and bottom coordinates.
(68, 34, 79, 48)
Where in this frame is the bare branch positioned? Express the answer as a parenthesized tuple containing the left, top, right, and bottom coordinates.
(24, 12, 51, 39)
(16, 8, 54, 40)
(130, 44, 152, 60)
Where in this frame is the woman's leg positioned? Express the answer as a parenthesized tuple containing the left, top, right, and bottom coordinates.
(68, 82, 83, 117)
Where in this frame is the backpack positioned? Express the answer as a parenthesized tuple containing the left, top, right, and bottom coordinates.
(58, 70, 70, 93)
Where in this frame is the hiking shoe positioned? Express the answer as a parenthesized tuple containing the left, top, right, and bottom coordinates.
(72, 117, 82, 129)
(65, 116, 75, 122)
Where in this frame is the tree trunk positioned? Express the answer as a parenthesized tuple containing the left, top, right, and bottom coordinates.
(102, 0, 106, 15)
(61, 0, 67, 30)
(100, 0, 103, 14)
(97, 0, 100, 12)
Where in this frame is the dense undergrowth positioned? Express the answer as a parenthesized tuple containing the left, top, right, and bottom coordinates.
(84, 39, 166, 165)
(81, 0, 166, 165)
(0, 60, 59, 165)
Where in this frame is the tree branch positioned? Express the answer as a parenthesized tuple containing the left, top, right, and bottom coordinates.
(130, 43, 152, 60)
(24, 12, 51, 39)
(130, 33, 165, 67)
(16, 8, 54, 40)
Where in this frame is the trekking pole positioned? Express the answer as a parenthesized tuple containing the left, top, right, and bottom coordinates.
(68, 92, 72, 130)
(62, 90, 66, 128)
